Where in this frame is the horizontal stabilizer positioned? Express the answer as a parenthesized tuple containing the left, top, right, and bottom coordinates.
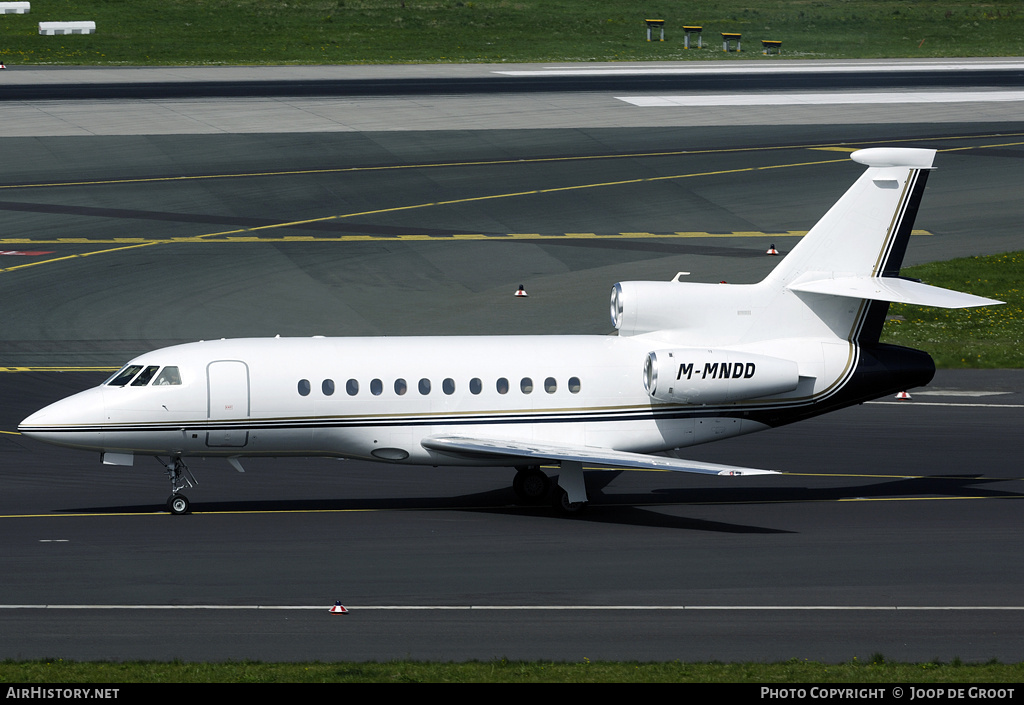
(788, 276, 1003, 309)
(422, 436, 778, 477)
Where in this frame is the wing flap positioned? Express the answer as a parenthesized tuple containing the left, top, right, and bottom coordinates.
(421, 436, 777, 477)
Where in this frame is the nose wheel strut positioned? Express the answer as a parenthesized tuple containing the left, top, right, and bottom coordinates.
(161, 457, 196, 515)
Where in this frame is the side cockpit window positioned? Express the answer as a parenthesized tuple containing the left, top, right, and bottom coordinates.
(153, 366, 182, 386)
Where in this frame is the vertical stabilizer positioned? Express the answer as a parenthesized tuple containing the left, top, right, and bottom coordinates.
(765, 148, 935, 287)
(754, 148, 936, 344)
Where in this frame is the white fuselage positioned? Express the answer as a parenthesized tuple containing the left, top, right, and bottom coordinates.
(21, 333, 854, 464)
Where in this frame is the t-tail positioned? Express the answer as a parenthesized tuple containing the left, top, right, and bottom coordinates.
(758, 148, 1002, 409)
(612, 148, 1002, 416)
(760, 147, 999, 346)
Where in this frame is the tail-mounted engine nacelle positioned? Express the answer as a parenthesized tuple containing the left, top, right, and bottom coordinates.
(612, 279, 751, 336)
(643, 349, 800, 404)
(611, 280, 698, 336)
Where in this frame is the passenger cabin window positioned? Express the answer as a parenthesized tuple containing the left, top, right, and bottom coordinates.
(153, 366, 182, 386)
(298, 374, 576, 397)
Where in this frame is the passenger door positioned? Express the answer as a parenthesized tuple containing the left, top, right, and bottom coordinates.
(207, 360, 250, 448)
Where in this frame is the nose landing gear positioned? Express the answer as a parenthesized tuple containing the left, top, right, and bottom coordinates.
(160, 456, 196, 515)
(167, 493, 190, 515)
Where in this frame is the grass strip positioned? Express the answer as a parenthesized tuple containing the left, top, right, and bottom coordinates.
(1, 0, 1023, 66)
(882, 252, 1023, 368)
(2, 656, 1024, 682)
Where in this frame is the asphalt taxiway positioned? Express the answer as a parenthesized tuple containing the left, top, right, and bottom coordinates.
(0, 61, 1022, 662)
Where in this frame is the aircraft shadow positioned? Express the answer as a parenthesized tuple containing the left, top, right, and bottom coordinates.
(53, 473, 1019, 534)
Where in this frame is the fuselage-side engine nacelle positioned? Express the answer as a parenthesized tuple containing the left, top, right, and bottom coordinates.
(643, 349, 800, 404)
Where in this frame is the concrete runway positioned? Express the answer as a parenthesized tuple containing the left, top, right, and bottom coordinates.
(1, 62, 1022, 663)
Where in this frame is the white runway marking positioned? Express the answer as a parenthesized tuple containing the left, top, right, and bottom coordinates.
(868, 401, 1024, 408)
(3, 604, 1023, 611)
(616, 92, 1024, 108)
(913, 390, 1010, 397)
(495, 61, 1024, 77)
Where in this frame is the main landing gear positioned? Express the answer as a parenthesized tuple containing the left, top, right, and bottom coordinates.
(160, 456, 197, 515)
(513, 465, 550, 504)
(512, 464, 587, 514)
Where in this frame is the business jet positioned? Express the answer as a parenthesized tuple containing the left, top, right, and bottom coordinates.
(19, 148, 1001, 514)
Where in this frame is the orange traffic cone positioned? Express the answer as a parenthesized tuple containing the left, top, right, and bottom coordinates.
(895, 391, 912, 400)
(330, 601, 348, 614)
(766, 244, 779, 255)
(514, 284, 528, 297)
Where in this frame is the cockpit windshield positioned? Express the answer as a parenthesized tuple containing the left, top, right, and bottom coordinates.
(105, 365, 143, 387)
(131, 365, 161, 386)
(105, 364, 182, 387)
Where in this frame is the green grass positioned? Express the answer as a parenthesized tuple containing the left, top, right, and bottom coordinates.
(882, 252, 1024, 368)
(2, 657, 1023, 682)
(1, 0, 1023, 66)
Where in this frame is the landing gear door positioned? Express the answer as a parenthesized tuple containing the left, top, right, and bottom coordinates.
(207, 360, 250, 448)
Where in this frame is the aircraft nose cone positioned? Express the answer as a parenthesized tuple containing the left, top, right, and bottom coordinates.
(18, 407, 45, 432)
(18, 387, 107, 450)
(21, 394, 87, 430)
(19, 402, 63, 433)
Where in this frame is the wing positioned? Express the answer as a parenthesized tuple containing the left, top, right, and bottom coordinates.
(421, 435, 778, 477)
